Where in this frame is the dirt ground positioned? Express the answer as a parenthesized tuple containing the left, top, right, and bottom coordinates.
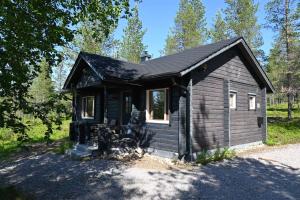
(0, 143, 299, 200)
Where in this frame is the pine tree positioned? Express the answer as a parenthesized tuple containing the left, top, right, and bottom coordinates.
(210, 11, 229, 42)
(119, 5, 147, 63)
(224, 0, 263, 57)
(163, 0, 207, 55)
(29, 59, 54, 103)
(265, 0, 300, 119)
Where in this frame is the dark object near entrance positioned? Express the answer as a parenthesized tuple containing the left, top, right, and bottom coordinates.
(98, 127, 112, 154)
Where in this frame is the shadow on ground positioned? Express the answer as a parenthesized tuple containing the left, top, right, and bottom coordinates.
(0, 153, 299, 200)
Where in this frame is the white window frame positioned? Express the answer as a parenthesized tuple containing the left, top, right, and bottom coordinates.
(248, 93, 256, 110)
(81, 96, 95, 119)
(229, 91, 237, 110)
(146, 88, 169, 124)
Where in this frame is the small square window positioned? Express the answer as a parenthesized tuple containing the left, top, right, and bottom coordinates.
(249, 95, 256, 110)
(229, 91, 237, 109)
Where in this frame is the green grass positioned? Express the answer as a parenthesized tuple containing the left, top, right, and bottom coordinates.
(0, 119, 70, 160)
(267, 118, 300, 145)
(196, 148, 236, 165)
(267, 103, 300, 118)
(267, 103, 300, 146)
(0, 185, 34, 200)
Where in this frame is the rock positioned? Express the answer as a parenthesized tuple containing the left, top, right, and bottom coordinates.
(135, 147, 144, 158)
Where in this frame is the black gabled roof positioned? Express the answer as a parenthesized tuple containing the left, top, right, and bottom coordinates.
(79, 52, 145, 80)
(140, 37, 241, 78)
(64, 37, 274, 92)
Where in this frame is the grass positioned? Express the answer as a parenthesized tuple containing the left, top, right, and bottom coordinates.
(267, 103, 300, 146)
(196, 148, 236, 165)
(267, 103, 300, 118)
(0, 185, 34, 200)
(0, 119, 70, 160)
(267, 118, 300, 145)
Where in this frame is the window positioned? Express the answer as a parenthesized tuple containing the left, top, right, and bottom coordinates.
(146, 88, 169, 123)
(248, 94, 256, 110)
(82, 96, 95, 118)
(229, 91, 237, 109)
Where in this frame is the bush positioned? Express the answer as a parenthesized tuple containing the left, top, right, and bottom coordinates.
(196, 148, 235, 165)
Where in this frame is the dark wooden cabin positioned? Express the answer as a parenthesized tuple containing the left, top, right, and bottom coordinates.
(63, 37, 274, 158)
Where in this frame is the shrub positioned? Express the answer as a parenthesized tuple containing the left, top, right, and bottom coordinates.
(196, 148, 235, 165)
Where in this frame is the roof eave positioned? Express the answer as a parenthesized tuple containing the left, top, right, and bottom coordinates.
(179, 38, 275, 93)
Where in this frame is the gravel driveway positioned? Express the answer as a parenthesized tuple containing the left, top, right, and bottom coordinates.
(0, 144, 299, 200)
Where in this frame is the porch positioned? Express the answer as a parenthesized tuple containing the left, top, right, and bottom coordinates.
(68, 81, 147, 156)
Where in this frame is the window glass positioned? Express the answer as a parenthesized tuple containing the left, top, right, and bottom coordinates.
(249, 95, 256, 110)
(82, 96, 94, 118)
(147, 89, 169, 121)
(229, 92, 236, 109)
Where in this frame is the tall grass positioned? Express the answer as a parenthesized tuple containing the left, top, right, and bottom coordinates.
(0, 119, 70, 159)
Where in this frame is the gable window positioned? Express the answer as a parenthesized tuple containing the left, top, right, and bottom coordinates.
(229, 91, 237, 109)
(146, 88, 169, 123)
(82, 96, 95, 118)
(248, 94, 256, 110)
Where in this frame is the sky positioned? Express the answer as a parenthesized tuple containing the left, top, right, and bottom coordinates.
(114, 0, 276, 59)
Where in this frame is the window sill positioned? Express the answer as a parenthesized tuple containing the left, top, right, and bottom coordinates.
(146, 120, 170, 124)
(82, 117, 95, 120)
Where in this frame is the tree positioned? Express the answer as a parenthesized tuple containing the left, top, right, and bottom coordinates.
(163, 0, 207, 55)
(210, 11, 229, 42)
(28, 59, 54, 103)
(53, 20, 120, 92)
(119, 5, 147, 63)
(224, 0, 263, 57)
(0, 1, 130, 138)
(265, 0, 300, 119)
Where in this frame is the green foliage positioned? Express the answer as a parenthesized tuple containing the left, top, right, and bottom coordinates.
(119, 5, 147, 63)
(28, 59, 54, 104)
(163, 0, 207, 55)
(267, 103, 300, 118)
(0, 0, 130, 139)
(224, 0, 263, 58)
(196, 148, 236, 165)
(210, 11, 229, 42)
(267, 118, 300, 145)
(267, 103, 300, 146)
(0, 119, 70, 160)
(265, 0, 300, 119)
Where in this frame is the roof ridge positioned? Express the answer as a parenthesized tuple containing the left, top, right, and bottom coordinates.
(143, 36, 242, 63)
(80, 51, 145, 66)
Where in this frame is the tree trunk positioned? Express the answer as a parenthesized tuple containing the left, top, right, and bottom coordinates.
(285, 0, 292, 120)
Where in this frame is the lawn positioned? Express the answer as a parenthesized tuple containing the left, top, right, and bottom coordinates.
(267, 103, 300, 118)
(267, 103, 300, 145)
(0, 119, 70, 160)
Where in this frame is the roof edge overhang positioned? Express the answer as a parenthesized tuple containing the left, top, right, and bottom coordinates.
(179, 38, 275, 93)
(63, 52, 105, 90)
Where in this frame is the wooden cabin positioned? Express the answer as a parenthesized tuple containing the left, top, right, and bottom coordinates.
(63, 37, 274, 158)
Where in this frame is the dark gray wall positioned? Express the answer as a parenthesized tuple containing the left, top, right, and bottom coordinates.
(229, 81, 262, 146)
(133, 85, 181, 153)
(191, 47, 266, 151)
(75, 89, 103, 122)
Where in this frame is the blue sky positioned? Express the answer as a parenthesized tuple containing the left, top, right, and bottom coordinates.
(114, 0, 276, 58)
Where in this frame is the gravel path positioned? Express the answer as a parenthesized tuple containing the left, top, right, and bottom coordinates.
(0, 144, 299, 200)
